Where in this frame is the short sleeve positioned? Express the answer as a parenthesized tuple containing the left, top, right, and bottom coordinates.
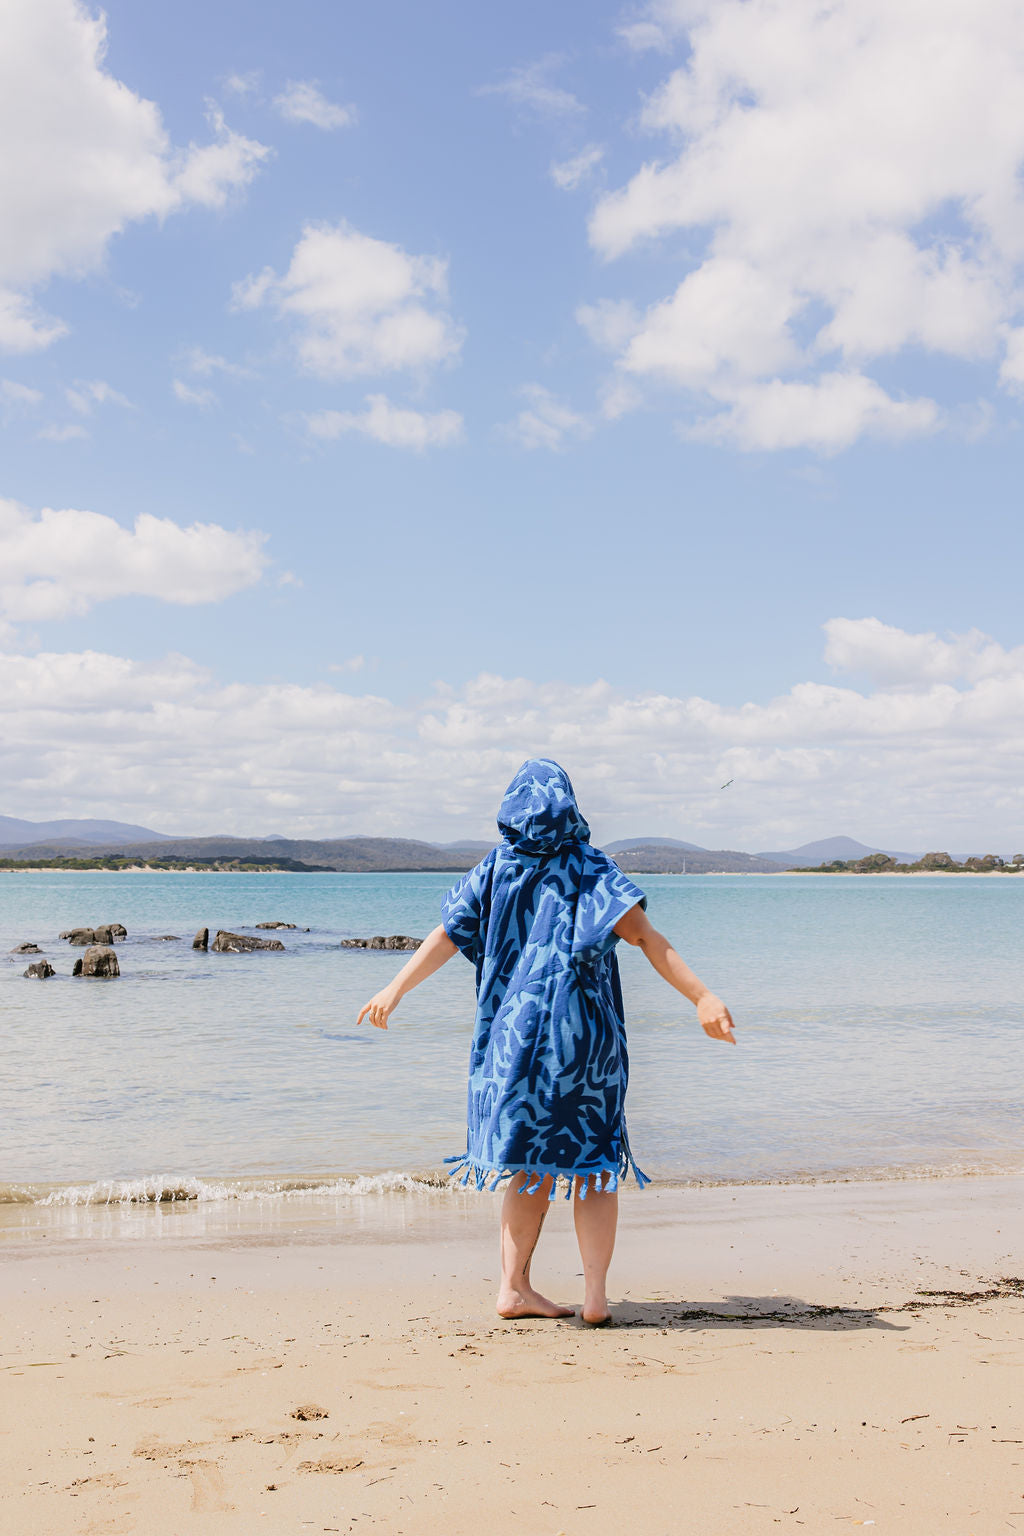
(441, 850, 496, 964)
(571, 849, 646, 964)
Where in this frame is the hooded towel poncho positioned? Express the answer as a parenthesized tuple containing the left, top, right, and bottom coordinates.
(441, 759, 649, 1199)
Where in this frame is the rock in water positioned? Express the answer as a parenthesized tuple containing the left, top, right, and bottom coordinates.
(93, 923, 127, 944)
(10, 941, 41, 954)
(74, 944, 120, 978)
(192, 928, 209, 951)
(60, 923, 127, 945)
(210, 931, 285, 952)
(24, 960, 55, 979)
(255, 921, 297, 929)
(339, 935, 422, 951)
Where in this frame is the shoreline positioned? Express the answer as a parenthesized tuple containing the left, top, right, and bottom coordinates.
(5, 1156, 1024, 1216)
(3, 1174, 1022, 1534)
(3, 864, 1023, 876)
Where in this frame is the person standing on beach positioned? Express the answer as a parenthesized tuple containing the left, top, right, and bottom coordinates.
(357, 759, 735, 1326)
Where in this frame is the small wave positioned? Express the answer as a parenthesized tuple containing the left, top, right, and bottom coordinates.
(20, 1170, 452, 1208)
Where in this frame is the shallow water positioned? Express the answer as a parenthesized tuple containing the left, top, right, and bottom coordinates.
(1, 871, 1021, 1200)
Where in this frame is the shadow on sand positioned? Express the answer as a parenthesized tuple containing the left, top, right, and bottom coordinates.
(594, 1295, 907, 1332)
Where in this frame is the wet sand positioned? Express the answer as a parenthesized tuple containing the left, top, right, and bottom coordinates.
(1, 1176, 1022, 1535)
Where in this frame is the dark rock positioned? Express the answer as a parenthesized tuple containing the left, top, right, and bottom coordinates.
(11, 941, 41, 954)
(150, 935, 180, 942)
(339, 934, 422, 951)
(75, 944, 120, 978)
(72, 958, 82, 976)
(255, 921, 297, 929)
(210, 930, 285, 952)
(24, 960, 55, 979)
(61, 923, 126, 945)
(192, 928, 209, 951)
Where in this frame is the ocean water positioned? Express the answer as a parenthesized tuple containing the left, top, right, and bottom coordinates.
(1, 871, 1022, 1204)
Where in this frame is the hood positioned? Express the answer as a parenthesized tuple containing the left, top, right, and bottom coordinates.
(497, 759, 591, 857)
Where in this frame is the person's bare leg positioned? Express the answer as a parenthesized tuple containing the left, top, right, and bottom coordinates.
(573, 1181, 618, 1324)
(497, 1175, 575, 1319)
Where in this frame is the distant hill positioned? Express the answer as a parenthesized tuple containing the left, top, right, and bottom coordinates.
(0, 834, 481, 872)
(0, 815, 170, 847)
(611, 845, 782, 874)
(604, 836, 708, 854)
(757, 836, 921, 868)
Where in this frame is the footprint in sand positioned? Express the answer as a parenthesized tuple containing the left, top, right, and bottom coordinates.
(181, 1457, 233, 1513)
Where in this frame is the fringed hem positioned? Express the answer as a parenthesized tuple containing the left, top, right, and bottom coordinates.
(444, 1139, 650, 1201)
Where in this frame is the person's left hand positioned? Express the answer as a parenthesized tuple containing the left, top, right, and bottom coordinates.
(357, 987, 399, 1030)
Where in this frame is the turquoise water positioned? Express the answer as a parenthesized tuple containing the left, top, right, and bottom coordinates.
(1, 871, 1021, 1199)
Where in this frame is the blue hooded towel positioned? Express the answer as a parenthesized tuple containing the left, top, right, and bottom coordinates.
(441, 759, 649, 1200)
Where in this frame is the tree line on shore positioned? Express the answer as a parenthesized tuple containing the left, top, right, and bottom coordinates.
(797, 852, 1024, 873)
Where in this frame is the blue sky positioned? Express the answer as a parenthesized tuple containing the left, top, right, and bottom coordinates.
(2, 0, 1023, 848)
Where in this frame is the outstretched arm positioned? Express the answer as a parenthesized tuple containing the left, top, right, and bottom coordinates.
(356, 924, 458, 1030)
(613, 904, 736, 1044)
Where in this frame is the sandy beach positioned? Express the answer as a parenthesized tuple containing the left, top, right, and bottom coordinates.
(2, 1175, 1022, 1535)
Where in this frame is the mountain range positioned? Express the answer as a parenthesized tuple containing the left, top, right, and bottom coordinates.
(0, 817, 928, 871)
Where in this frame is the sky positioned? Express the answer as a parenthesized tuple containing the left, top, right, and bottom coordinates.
(1, 0, 1023, 851)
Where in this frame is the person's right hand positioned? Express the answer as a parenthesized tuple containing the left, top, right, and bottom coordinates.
(697, 993, 736, 1044)
(357, 986, 400, 1030)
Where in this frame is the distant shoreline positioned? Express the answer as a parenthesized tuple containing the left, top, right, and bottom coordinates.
(2, 864, 1021, 878)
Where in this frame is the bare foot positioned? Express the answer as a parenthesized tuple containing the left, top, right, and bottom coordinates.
(496, 1287, 575, 1320)
(582, 1294, 611, 1326)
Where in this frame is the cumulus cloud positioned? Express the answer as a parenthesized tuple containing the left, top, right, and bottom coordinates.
(503, 385, 592, 450)
(479, 56, 584, 119)
(272, 80, 355, 130)
(172, 378, 218, 408)
(550, 145, 604, 191)
(234, 222, 462, 379)
(587, 0, 1024, 449)
(1, 378, 42, 414)
(36, 423, 88, 442)
(306, 395, 464, 449)
(0, 618, 1022, 845)
(65, 379, 133, 415)
(823, 617, 1024, 688)
(0, 0, 268, 352)
(688, 373, 940, 453)
(0, 496, 268, 624)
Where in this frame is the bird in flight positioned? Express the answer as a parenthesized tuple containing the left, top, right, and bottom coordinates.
(720, 778, 734, 789)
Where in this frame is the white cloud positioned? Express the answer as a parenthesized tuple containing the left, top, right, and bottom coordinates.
(576, 298, 642, 352)
(224, 71, 261, 98)
(0, 618, 1022, 846)
(181, 346, 255, 379)
(0, 496, 268, 623)
(479, 56, 584, 119)
(504, 385, 592, 450)
(688, 373, 940, 453)
(823, 617, 1024, 688)
(272, 80, 355, 130)
(307, 395, 464, 449)
(587, 0, 1024, 449)
(550, 145, 604, 191)
(1, 378, 42, 411)
(66, 379, 133, 415)
(36, 423, 89, 442)
(0, 0, 269, 352)
(172, 378, 218, 408)
(235, 222, 463, 379)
